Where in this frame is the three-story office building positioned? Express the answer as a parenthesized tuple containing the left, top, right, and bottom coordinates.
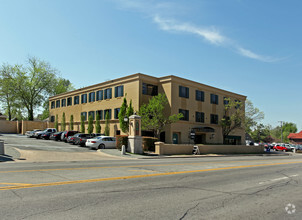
(49, 73, 246, 144)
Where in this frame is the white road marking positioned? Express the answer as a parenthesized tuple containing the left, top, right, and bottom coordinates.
(259, 174, 299, 185)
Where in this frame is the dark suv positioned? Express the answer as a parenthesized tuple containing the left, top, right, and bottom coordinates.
(61, 131, 79, 142)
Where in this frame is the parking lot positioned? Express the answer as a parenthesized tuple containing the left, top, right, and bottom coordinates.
(1, 134, 91, 152)
(0, 134, 121, 162)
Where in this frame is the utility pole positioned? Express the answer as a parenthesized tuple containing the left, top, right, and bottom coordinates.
(278, 121, 284, 143)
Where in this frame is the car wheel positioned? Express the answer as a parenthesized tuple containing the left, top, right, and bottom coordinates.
(283, 149, 286, 152)
(99, 144, 105, 149)
(273, 149, 276, 151)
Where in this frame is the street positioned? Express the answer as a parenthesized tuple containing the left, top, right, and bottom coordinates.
(1, 155, 302, 219)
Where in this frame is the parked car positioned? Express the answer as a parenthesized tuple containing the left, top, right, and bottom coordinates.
(72, 133, 93, 146)
(25, 129, 42, 138)
(86, 136, 116, 150)
(273, 144, 291, 152)
(67, 135, 76, 144)
(41, 132, 54, 140)
(50, 131, 64, 141)
(34, 128, 57, 139)
(61, 131, 79, 142)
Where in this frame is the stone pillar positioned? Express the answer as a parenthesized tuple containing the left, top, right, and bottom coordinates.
(127, 114, 143, 154)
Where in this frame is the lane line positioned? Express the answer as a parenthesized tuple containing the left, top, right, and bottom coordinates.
(0, 158, 298, 174)
(259, 174, 299, 185)
(1, 160, 302, 191)
(0, 183, 32, 186)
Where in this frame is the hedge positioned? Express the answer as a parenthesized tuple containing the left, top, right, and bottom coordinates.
(116, 135, 128, 150)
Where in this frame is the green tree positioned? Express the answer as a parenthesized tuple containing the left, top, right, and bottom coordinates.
(220, 98, 245, 144)
(118, 98, 134, 134)
(95, 112, 101, 134)
(12, 57, 59, 120)
(54, 114, 58, 131)
(104, 111, 110, 136)
(80, 115, 85, 133)
(250, 124, 271, 142)
(1, 57, 74, 121)
(118, 98, 128, 133)
(271, 122, 297, 143)
(70, 115, 74, 130)
(126, 100, 134, 119)
(139, 93, 183, 138)
(61, 112, 66, 131)
(245, 100, 264, 134)
(87, 115, 94, 134)
(0, 64, 18, 120)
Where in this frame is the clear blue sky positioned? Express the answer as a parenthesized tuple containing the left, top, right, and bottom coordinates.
(0, 0, 301, 130)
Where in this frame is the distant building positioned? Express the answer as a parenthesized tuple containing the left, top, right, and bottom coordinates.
(49, 73, 246, 144)
(288, 131, 302, 144)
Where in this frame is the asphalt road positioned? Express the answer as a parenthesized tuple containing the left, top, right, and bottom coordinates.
(1, 156, 302, 219)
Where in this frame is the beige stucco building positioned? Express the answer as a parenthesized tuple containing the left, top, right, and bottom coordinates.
(49, 73, 246, 144)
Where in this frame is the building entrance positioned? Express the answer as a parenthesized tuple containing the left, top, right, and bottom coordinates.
(194, 134, 206, 144)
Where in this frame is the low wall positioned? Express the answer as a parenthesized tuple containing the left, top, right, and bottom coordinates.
(155, 142, 264, 155)
(0, 121, 17, 133)
(22, 121, 55, 134)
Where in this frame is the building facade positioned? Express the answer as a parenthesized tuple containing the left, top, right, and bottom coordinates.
(49, 73, 246, 144)
(288, 131, 302, 144)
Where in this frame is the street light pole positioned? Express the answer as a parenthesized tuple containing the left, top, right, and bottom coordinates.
(278, 121, 284, 143)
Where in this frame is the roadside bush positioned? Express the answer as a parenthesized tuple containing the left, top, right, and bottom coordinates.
(143, 137, 158, 152)
(116, 135, 128, 151)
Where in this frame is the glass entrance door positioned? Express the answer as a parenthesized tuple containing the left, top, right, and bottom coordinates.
(172, 133, 179, 144)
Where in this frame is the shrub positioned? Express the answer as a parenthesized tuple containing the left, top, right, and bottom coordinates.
(143, 137, 158, 152)
(116, 135, 128, 150)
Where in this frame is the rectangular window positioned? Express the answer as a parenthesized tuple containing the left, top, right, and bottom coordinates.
(115, 86, 124, 98)
(81, 112, 87, 121)
(89, 92, 95, 102)
(51, 101, 55, 109)
(96, 90, 103, 101)
(104, 88, 112, 99)
(235, 100, 241, 109)
(81, 94, 87, 104)
(61, 99, 66, 107)
(210, 94, 219, 105)
(56, 100, 60, 108)
(224, 97, 229, 105)
(142, 83, 158, 96)
(179, 86, 189, 98)
(104, 109, 112, 119)
(50, 116, 55, 122)
(74, 96, 79, 105)
(96, 110, 103, 120)
(196, 112, 205, 123)
(114, 108, 120, 119)
(210, 114, 218, 124)
(67, 97, 72, 106)
(88, 111, 95, 120)
(179, 109, 189, 121)
(196, 90, 204, 102)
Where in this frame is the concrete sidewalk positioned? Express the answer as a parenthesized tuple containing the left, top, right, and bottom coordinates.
(99, 148, 294, 159)
(1, 145, 296, 163)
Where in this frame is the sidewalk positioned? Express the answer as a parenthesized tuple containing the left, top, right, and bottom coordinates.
(99, 148, 294, 159)
(1, 145, 296, 163)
